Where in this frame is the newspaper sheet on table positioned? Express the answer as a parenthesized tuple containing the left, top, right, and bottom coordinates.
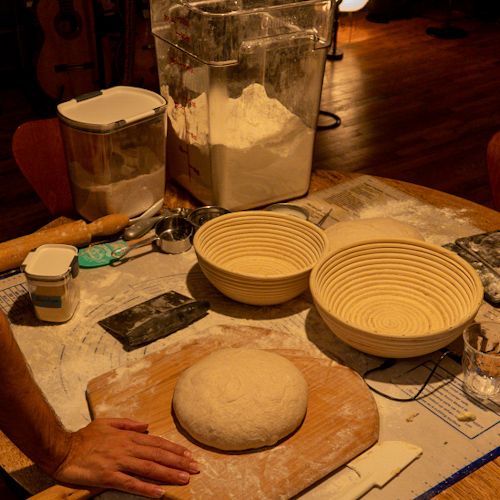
(1, 176, 498, 499)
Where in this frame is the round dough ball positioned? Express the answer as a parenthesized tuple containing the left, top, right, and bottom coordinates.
(325, 217, 424, 252)
(172, 348, 308, 451)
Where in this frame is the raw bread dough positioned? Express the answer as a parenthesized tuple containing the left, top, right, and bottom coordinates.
(325, 217, 424, 252)
(172, 348, 308, 451)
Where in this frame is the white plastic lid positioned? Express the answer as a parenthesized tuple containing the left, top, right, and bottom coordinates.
(22, 244, 79, 281)
(57, 86, 166, 132)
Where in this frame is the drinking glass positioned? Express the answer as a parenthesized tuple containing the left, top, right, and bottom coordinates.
(462, 321, 500, 401)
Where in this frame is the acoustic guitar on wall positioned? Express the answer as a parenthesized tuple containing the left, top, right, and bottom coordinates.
(34, 0, 100, 101)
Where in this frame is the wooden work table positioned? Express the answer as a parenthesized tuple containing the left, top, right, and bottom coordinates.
(0, 170, 498, 499)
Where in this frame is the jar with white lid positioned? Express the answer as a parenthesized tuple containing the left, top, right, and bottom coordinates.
(21, 244, 80, 323)
(57, 86, 167, 221)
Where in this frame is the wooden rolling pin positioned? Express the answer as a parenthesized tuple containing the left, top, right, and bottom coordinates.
(0, 214, 129, 273)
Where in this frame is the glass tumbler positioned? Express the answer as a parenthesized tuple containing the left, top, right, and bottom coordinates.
(462, 321, 500, 401)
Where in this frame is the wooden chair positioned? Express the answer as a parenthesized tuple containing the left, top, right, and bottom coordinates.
(486, 131, 500, 211)
(11, 118, 74, 216)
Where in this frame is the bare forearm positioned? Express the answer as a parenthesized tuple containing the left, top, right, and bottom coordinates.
(0, 312, 70, 474)
(0, 312, 199, 498)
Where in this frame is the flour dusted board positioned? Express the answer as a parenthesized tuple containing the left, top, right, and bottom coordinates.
(86, 325, 379, 499)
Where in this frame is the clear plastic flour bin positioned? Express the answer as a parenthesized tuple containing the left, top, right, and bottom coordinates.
(57, 86, 167, 221)
(150, 0, 333, 210)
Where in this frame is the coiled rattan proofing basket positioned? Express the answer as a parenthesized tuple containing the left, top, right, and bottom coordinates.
(310, 239, 483, 358)
(194, 211, 329, 305)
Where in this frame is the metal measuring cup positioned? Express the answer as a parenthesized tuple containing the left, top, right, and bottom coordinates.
(123, 207, 192, 240)
(112, 215, 194, 261)
(188, 206, 231, 231)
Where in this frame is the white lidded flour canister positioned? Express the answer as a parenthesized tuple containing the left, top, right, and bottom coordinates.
(57, 86, 167, 221)
(21, 244, 80, 323)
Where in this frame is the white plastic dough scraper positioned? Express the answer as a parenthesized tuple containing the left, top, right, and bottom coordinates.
(303, 441, 423, 499)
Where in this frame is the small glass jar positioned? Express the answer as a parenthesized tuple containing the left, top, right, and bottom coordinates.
(21, 244, 80, 323)
(462, 321, 500, 401)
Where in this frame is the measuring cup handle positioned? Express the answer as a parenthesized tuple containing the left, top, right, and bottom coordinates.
(123, 215, 164, 240)
(111, 236, 157, 260)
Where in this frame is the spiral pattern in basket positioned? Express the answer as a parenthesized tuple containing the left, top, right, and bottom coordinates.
(193, 211, 329, 305)
(310, 240, 483, 357)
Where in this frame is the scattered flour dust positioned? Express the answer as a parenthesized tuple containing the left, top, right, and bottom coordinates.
(108, 357, 152, 386)
(357, 198, 480, 246)
(164, 83, 314, 210)
(91, 270, 121, 289)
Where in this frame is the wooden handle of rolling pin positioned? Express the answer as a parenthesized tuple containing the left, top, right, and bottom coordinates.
(29, 484, 103, 499)
(0, 214, 129, 273)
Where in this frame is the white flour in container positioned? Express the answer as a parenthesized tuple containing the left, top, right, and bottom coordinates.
(71, 165, 165, 220)
(164, 83, 314, 210)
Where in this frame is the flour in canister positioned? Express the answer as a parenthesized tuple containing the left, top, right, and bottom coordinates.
(164, 83, 314, 210)
(70, 165, 165, 220)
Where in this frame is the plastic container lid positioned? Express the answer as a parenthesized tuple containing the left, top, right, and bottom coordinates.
(57, 86, 167, 133)
(22, 244, 79, 281)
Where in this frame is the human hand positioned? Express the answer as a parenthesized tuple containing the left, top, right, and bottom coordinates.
(51, 418, 199, 498)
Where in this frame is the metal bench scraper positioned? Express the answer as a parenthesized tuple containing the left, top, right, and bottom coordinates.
(98, 291, 209, 350)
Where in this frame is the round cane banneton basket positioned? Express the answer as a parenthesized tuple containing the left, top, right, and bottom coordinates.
(194, 211, 329, 305)
(310, 239, 484, 358)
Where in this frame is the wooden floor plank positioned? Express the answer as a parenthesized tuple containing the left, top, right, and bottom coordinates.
(315, 11, 500, 208)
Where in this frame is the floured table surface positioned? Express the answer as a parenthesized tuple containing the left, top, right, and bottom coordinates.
(86, 325, 379, 499)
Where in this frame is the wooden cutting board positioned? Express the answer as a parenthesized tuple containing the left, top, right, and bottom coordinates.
(86, 325, 379, 499)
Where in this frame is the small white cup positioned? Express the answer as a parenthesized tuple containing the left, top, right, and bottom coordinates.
(462, 321, 500, 401)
